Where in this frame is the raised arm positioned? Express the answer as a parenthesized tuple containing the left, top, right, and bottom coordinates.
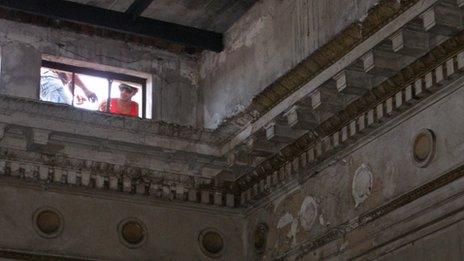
(74, 74, 98, 103)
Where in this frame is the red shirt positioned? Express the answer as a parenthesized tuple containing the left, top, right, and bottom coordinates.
(109, 98, 138, 117)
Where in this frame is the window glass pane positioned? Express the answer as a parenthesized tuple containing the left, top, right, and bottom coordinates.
(74, 73, 109, 111)
(40, 67, 73, 105)
(108, 80, 142, 118)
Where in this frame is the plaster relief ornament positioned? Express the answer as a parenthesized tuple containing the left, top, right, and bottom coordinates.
(352, 164, 373, 207)
(299, 196, 318, 231)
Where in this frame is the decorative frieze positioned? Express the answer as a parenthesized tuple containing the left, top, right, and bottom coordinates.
(0, 154, 235, 208)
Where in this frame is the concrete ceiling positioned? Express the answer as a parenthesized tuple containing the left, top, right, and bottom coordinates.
(67, 0, 257, 33)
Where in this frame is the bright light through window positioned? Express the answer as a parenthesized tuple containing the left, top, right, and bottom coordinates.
(39, 61, 148, 118)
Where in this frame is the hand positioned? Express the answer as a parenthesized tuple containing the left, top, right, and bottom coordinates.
(98, 101, 108, 112)
(75, 94, 87, 105)
(86, 92, 98, 103)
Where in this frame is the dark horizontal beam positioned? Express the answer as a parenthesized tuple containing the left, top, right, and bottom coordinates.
(126, 0, 154, 17)
(0, 0, 223, 52)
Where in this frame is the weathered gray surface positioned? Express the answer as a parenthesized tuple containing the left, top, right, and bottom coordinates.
(377, 221, 464, 261)
(0, 42, 41, 99)
(0, 19, 200, 127)
(0, 183, 246, 260)
(200, 0, 379, 128)
(0, 0, 463, 260)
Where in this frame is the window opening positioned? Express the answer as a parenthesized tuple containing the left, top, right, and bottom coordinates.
(40, 60, 147, 118)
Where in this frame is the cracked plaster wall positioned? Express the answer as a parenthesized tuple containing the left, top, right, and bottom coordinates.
(0, 19, 201, 127)
(200, 0, 380, 129)
(244, 75, 464, 259)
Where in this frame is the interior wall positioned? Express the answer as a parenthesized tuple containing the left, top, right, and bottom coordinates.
(244, 73, 464, 260)
(0, 184, 246, 260)
(200, 0, 380, 129)
(0, 19, 201, 127)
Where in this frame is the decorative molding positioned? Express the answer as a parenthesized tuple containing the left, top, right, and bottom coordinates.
(213, 0, 422, 143)
(410, 129, 436, 168)
(0, 0, 461, 211)
(0, 148, 237, 208)
(236, 29, 464, 206)
(32, 206, 65, 239)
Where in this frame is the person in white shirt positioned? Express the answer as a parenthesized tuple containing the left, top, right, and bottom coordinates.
(40, 69, 98, 105)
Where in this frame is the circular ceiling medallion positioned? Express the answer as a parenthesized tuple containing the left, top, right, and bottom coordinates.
(33, 207, 64, 238)
(411, 129, 436, 168)
(198, 229, 225, 258)
(254, 223, 269, 254)
(118, 218, 147, 248)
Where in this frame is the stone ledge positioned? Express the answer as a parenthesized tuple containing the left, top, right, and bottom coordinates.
(0, 96, 220, 156)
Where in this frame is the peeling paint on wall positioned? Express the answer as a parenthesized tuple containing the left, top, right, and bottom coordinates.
(352, 164, 373, 207)
(277, 212, 294, 229)
(228, 15, 268, 52)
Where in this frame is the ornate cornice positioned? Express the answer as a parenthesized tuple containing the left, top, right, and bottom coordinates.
(1, 0, 460, 210)
(213, 0, 421, 140)
(0, 0, 430, 153)
(236, 29, 464, 204)
(0, 147, 237, 208)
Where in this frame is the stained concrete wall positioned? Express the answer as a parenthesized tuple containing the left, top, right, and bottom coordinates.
(244, 72, 464, 259)
(0, 19, 201, 127)
(200, 0, 380, 129)
(0, 183, 246, 260)
(378, 221, 464, 261)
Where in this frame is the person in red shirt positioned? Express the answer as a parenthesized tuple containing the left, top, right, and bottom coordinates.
(99, 83, 139, 117)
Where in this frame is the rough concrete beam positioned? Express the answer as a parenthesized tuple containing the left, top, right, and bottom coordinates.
(390, 28, 429, 55)
(420, 2, 463, 36)
(0, 0, 223, 52)
(283, 105, 318, 130)
(125, 0, 154, 17)
(310, 85, 343, 117)
(311, 87, 337, 111)
(246, 135, 279, 157)
(265, 121, 303, 143)
(361, 50, 402, 77)
(334, 70, 373, 96)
